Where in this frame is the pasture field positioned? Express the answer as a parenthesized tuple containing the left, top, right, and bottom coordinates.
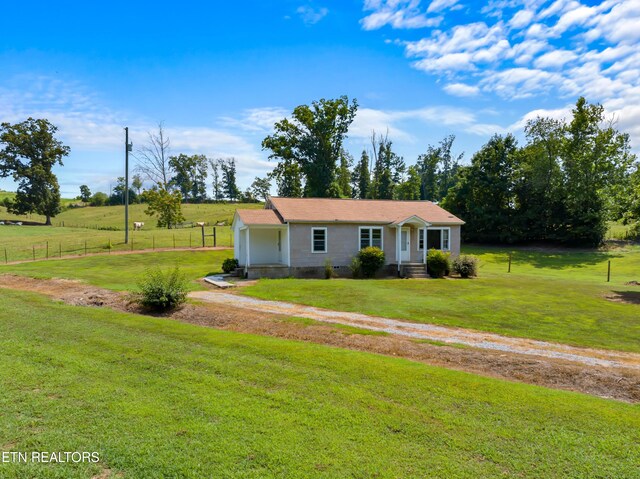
(0, 224, 234, 262)
(241, 245, 640, 352)
(0, 287, 638, 478)
(0, 199, 262, 229)
(0, 250, 231, 291)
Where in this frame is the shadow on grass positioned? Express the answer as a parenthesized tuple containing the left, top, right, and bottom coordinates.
(464, 243, 625, 270)
(609, 291, 640, 305)
(512, 251, 625, 270)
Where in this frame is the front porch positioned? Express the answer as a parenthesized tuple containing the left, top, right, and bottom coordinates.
(236, 225, 290, 276)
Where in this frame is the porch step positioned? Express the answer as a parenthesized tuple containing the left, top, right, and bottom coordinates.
(233, 267, 245, 278)
(401, 265, 429, 279)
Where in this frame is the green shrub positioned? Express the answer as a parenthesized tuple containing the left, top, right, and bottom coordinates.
(324, 259, 336, 279)
(135, 267, 188, 312)
(427, 250, 450, 278)
(222, 258, 239, 274)
(357, 247, 385, 278)
(350, 257, 362, 279)
(452, 254, 479, 278)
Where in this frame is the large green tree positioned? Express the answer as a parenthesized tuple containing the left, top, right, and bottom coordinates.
(560, 97, 635, 245)
(416, 135, 463, 202)
(262, 96, 358, 197)
(143, 188, 185, 228)
(169, 154, 208, 203)
(370, 132, 404, 200)
(351, 150, 371, 199)
(0, 118, 69, 225)
(442, 134, 519, 243)
(514, 117, 565, 242)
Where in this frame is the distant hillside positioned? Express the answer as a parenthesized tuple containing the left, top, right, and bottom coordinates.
(0, 201, 263, 230)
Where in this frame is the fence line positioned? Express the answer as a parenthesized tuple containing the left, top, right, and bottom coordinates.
(2, 226, 234, 264)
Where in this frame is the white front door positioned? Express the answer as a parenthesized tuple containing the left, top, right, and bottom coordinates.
(400, 228, 411, 262)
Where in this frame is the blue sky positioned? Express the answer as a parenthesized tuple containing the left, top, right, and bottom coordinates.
(1, 0, 638, 197)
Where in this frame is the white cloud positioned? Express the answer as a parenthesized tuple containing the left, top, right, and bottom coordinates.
(533, 49, 578, 68)
(363, 0, 640, 128)
(218, 107, 289, 133)
(443, 82, 480, 96)
(349, 105, 505, 141)
(426, 0, 460, 13)
(509, 9, 535, 29)
(361, 0, 442, 30)
(296, 5, 329, 25)
(0, 76, 273, 193)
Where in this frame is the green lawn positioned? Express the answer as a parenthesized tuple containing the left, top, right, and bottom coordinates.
(241, 245, 640, 353)
(0, 288, 638, 478)
(0, 250, 231, 291)
(0, 200, 262, 229)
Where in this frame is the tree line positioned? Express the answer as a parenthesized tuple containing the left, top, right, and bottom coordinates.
(261, 96, 638, 247)
(2, 96, 638, 244)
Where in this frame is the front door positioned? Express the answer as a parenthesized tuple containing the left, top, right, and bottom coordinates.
(401, 227, 411, 262)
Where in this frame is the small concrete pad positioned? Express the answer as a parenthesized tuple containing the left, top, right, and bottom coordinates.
(204, 276, 236, 288)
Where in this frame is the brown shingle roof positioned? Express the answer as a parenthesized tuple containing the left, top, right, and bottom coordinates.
(236, 209, 283, 225)
(267, 197, 464, 225)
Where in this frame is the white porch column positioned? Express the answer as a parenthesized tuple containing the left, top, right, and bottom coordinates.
(286, 223, 291, 267)
(396, 225, 402, 272)
(246, 227, 251, 267)
(423, 226, 427, 264)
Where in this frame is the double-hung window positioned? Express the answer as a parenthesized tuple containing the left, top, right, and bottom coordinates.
(359, 227, 383, 249)
(311, 227, 327, 253)
(422, 227, 450, 251)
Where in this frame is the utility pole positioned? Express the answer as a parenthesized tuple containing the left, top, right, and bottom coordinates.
(124, 127, 133, 244)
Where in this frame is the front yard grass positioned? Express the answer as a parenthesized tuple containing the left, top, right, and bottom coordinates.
(241, 245, 640, 353)
(0, 250, 232, 291)
(0, 288, 638, 478)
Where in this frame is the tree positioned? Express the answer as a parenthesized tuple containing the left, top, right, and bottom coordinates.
(144, 188, 185, 228)
(209, 158, 224, 202)
(108, 177, 137, 206)
(370, 131, 404, 199)
(79, 185, 91, 203)
(0, 118, 69, 225)
(218, 158, 240, 201)
(560, 97, 636, 245)
(514, 117, 565, 242)
(416, 135, 463, 201)
(169, 154, 208, 203)
(132, 174, 143, 196)
(89, 191, 108, 206)
(442, 134, 519, 243)
(351, 150, 371, 199)
(336, 150, 353, 198)
(268, 157, 303, 197)
(262, 96, 358, 197)
(395, 165, 421, 200)
(135, 123, 173, 189)
(250, 176, 271, 202)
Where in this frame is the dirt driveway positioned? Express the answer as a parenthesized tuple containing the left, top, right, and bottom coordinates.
(191, 291, 640, 371)
(2, 274, 639, 403)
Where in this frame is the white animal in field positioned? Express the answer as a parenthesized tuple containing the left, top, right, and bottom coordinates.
(0, 221, 4, 225)
(15, 222, 22, 226)
(133, 221, 145, 231)
(196, 221, 205, 227)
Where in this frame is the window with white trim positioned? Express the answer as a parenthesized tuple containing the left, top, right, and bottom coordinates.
(423, 227, 450, 251)
(359, 227, 383, 249)
(311, 227, 327, 253)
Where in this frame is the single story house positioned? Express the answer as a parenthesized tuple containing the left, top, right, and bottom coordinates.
(232, 197, 464, 278)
